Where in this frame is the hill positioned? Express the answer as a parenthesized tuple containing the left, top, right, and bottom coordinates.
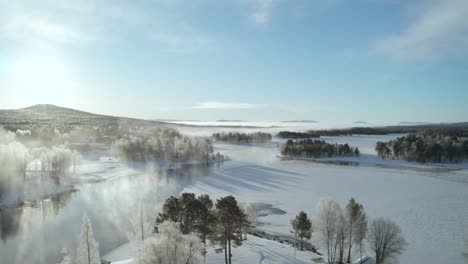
(0, 104, 167, 130)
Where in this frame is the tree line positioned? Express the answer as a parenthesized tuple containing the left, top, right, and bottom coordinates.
(63, 195, 406, 264)
(212, 132, 272, 143)
(111, 128, 223, 164)
(281, 139, 360, 158)
(277, 131, 320, 139)
(0, 129, 80, 202)
(291, 198, 407, 264)
(376, 132, 468, 163)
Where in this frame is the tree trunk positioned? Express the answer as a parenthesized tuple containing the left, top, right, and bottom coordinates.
(346, 228, 353, 263)
(300, 237, 303, 251)
(359, 242, 363, 264)
(228, 237, 232, 264)
(224, 237, 228, 264)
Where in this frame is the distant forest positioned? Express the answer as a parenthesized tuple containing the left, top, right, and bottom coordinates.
(212, 132, 272, 143)
(376, 131, 468, 163)
(281, 139, 360, 158)
(277, 131, 319, 139)
(306, 125, 468, 136)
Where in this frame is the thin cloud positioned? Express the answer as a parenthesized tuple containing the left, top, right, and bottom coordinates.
(249, 0, 274, 28)
(4, 15, 92, 45)
(193, 102, 268, 109)
(374, 0, 468, 60)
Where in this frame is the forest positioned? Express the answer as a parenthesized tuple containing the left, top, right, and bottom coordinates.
(281, 139, 360, 158)
(376, 132, 468, 163)
(212, 132, 272, 143)
(111, 128, 224, 164)
(277, 131, 320, 139)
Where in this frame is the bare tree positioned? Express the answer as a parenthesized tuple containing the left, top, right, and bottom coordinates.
(315, 198, 343, 264)
(367, 217, 407, 264)
(337, 213, 348, 264)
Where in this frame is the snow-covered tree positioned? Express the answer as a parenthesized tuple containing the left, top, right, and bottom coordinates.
(315, 198, 344, 264)
(0, 140, 31, 201)
(137, 221, 203, 264)
(76, 214, 101, 264)
(243, 203, 257, 240)
(129, 200, 152, 242)
(58, 247, 73, 264)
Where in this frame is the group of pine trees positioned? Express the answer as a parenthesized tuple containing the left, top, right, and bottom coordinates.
(281, 139, 360, 158)
(154, 193, 253, 264)
(291, 198, 406, 264)
(212, 132, 272, 143)
(376, 132, 468, 163)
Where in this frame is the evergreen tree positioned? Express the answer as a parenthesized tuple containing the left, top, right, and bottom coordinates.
(345, 198, 364, 263)
(291, 211, 312, 251)
(154, 196, 180, 233)
(213, 196, 245, 264)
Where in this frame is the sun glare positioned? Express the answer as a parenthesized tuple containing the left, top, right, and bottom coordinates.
(5, 56, 77, 105)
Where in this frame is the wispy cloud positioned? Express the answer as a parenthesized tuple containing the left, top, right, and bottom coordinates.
(249, 0, 275, 28)
(374, 0, 468, 60)
(4, 15, 92, 46)
(193, 102, 268, 109)
(0, 1, 213, 53)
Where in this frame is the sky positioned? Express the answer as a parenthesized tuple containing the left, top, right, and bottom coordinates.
(0, 0, 467, 123)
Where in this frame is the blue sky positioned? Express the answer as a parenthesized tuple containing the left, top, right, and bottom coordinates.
(1, 0, 467, 123)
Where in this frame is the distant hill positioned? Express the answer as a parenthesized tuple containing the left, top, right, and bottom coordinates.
(353, 121, 368, 124)
(399, 121, 433, 125)
(216, 120, 245, 122)
(0, 104, 168, 130)
(281, 120, 318, 123)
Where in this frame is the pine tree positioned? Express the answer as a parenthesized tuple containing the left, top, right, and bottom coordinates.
(345, 198, 364, 263)
(213, 196, 245, 264)
(76, 214, 100, 264)
(291, 211, 312, 251)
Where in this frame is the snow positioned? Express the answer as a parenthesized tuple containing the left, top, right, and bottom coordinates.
(102, 136, 468, 264)
(102, 235, 323, 264)
(179, 141, 468, 264)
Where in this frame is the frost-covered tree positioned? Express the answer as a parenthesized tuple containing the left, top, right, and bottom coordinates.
(39, 145, 81, 179)
(0, 141, 31, 201)
(243, 203, 257, 240)
(291, 211, 312, 251)
(367, 217, 407, 264)
(315, 198, 344, 264)
(58, 247, 73, 264)
(111, 128, 216, 164)
(129, 200, 152, 242)
(76, 215, 101, 264)
(137, 221, 203, 264)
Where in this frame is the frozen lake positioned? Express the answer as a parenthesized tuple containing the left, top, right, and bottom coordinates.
(1, 134, 467, 264)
